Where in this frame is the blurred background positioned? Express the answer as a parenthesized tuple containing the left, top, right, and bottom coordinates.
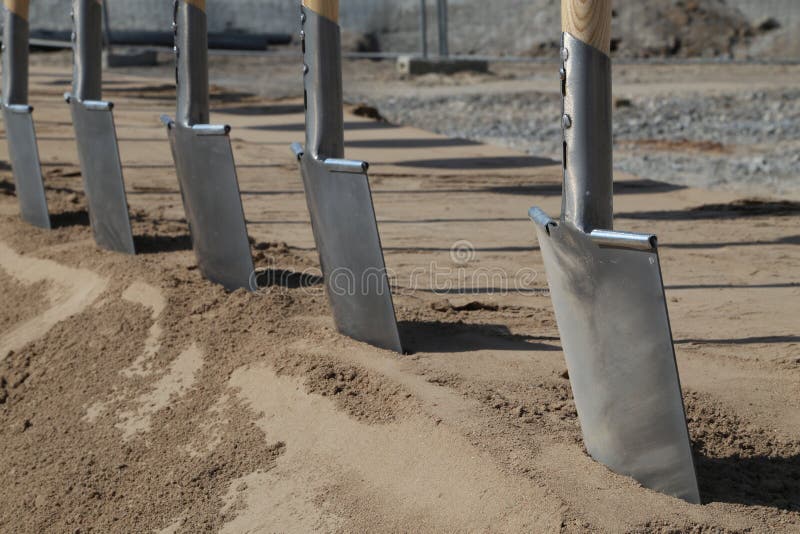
(25, 0, 800, 61)
(10, 0, 799, 196)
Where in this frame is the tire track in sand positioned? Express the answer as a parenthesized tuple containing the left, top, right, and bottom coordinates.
(0, 241, 108, 358)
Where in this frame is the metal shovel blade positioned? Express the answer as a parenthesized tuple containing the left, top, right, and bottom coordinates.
(295, 145, 403, 353)
(68, 97, 135, 254)
(164, 119, 254, 291)
(530, 207, 700, 504)
(2, 104, 50, 228)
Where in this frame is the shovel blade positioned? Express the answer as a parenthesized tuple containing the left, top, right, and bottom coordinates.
(69, 99, 135, 254)
(3, 105, 50, 228)
(166, 121, 254, 291)
(298, 153, 402, 353)
(530, 208, 700, 503)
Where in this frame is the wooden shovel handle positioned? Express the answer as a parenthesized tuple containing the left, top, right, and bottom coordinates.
(184, 0, 206, 11)
(303, 0, 339, 23)
(4, 0, 30, 19)
(561, 0, 612, 55)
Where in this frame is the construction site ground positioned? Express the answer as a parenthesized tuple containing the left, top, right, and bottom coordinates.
(0, 56, 798, 532)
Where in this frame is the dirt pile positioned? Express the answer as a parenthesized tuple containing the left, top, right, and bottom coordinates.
(611, 0, 752, 58)
(374, 0, 796, 60)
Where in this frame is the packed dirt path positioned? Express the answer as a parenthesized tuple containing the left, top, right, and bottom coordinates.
(0, 66, 797, 532)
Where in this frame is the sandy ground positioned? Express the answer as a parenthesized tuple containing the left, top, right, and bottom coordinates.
(0, 61, 798, 533)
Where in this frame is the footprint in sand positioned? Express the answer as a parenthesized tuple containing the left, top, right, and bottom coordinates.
(0, 241, 108, 358)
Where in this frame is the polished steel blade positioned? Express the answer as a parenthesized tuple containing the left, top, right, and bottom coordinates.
(69, 98, 135, 254)
(297, 149, 402, 353)
(530, 207, 700, 504)
(2, 105, 49, 228)
(165, 120, 254, 291)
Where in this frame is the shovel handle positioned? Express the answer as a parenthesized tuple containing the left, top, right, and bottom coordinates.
(4, 0, 29, 17)
(2, 0, 30, 105)
(301, 0, 344, 159)
(561, 0, 612, 56)
(72, 0, 104, 101)
(174, 0, 210, 126)
(303, 0, 338, 22)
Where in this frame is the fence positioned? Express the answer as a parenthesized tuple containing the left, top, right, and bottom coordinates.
(17, 0, 800, 62)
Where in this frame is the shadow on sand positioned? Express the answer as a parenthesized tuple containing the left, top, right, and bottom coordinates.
(695, 453, 800, 511)
(398, 320, 560, 354)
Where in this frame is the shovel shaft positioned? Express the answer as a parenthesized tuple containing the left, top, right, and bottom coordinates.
(174, 0, 210, 126)
(2, 0, 30, 105)
(560, 0, 613, 232)
(72, 0, 103, 101)
(301, 0, 344, 159)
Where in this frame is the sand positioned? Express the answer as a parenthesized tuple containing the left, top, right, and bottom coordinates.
(0, 65, 797, 532)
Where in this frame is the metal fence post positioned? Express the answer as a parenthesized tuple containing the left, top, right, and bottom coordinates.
(436, 0, 448, 57)
(419, 0, 428, 58)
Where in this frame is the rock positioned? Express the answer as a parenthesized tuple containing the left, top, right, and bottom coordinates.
(755, 17, 781, 32)
(341, 30, 380, 53)
(614, 97, 633, 109)
(352, 104, 386, 122)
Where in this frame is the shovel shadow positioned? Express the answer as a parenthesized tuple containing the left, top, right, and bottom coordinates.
(398, 320, 560, 354)
(0, 178, 15, 196)
(393, 155, 558, 170)
(133, 233, 193, 254)
(212, 103, 306, 116)
(695, 453, 800, 511)
(252, 268, 323, 290)
(50, 210, 90, 228)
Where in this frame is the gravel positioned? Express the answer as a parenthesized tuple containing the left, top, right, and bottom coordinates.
(357, 89, 800, 196)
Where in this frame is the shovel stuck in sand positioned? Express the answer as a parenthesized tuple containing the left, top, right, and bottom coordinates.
(529, 0, 700, 503)
(291, 0, 403, 353)
(161, 0, 254, 291)
(65, 0, 135, 254)
(1, 0, 50, 229)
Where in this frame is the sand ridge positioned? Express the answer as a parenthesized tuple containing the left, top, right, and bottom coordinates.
(116, 343, 205, 440)
(121, 281, 168, 377)
(0, 241, 108, 357)
(228, 361, 562, 532)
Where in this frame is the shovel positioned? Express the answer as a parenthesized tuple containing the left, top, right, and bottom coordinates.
(65, 0, 135, 254)
(161, 0, 254, 291)
(529, 0, 700, 503)
(291, 0, 403, 353)
(1, 0, 50, 229)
